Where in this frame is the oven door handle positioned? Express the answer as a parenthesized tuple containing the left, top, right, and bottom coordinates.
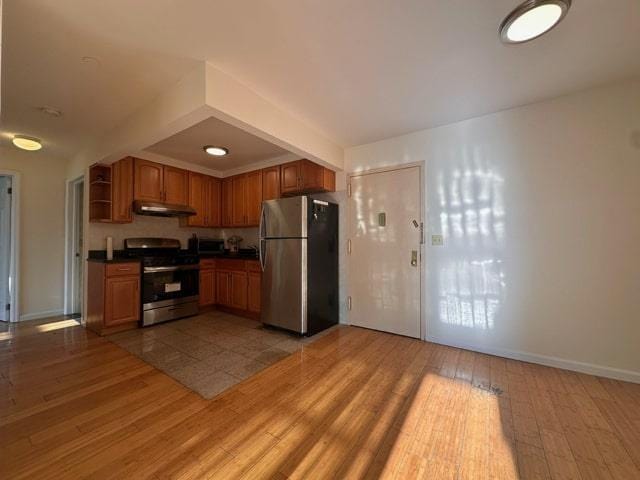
(143, 265, 199, 273)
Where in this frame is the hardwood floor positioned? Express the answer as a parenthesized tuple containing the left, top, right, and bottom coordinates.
(1, 317, 639, 479)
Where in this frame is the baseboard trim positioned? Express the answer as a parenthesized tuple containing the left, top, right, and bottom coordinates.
(426, 335, 640, 384)
(19, 309, 64, 322)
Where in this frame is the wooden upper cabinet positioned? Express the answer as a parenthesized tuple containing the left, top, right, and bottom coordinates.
(208, 177, 221, 227)
(281, 161, 301, 195)
(262, 166, 281, 201)
(280, 159, 336, 196)
(112, 158, 134, 223)
(221, 177, 233, 227)
(245, 170, 263, 226)
(163, 166, 188, 205)
(231, 175, 246, 226)
(134, 159, 164, 202)
(185, 172, 207, 227)
(301, 160, 323, 190)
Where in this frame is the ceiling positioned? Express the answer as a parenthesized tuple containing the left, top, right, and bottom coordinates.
(2, 0, 639, 159)
(145, 116, 290, 171)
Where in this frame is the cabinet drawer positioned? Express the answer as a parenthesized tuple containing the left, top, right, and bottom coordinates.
(200, 258, 216, 269)
(246, 261, 261, 273)
(215, 259, 246, 271)
(106, 262, 140, 277)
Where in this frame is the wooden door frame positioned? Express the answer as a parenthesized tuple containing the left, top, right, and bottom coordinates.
(64, 175, 85, 316)
(0, 170, 20, 322)
(347, 162, 427, 340)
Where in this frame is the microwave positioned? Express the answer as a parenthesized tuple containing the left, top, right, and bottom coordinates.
(188, 236, 225, 255)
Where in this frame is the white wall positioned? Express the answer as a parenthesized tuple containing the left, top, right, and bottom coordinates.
(0, 146, 68, 319)
(346, 79, 640, 380)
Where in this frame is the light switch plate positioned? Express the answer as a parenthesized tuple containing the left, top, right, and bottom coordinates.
(431, 234, 444, 246)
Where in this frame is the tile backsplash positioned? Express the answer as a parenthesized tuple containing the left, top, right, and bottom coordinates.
(88, 214, 258, 251)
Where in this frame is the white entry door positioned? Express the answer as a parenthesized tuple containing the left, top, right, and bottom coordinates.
(348, 166, 422, 338)
(0, 176, 12, 321)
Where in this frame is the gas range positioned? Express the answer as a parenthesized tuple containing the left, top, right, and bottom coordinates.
(124, 238, 200, 327)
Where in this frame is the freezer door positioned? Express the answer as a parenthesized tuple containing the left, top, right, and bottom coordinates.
(261, 238, 307, 334)
(262, 196, 307, 238)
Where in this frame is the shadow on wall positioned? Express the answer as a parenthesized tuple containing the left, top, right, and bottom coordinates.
(434, 146, 507, 331)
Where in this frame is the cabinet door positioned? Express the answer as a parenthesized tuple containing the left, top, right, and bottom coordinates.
(245, 170, 263, 226)
(112, 157, 133, 223)
(216, 271, 230, 306)
(322, 167, 336, 192)
(280, 161, 301, 195)
(262, 166, 281, 201)
(134, 159, 164, 202)
(230, 271, 248, 310)
(104, 276, 140, 326)
(221, 178, 233, 227)
(231, 175, 247, 226)
(186, 172, 207, 227)
(301, 160, 323, 191)
(247, 272, 261, 313)
(199, 268, 216, 306)
(164, 166, 189, 205)
(207, 177, 221, 227)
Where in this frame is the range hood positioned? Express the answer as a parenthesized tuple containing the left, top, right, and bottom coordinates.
(133, 200, 196, 217)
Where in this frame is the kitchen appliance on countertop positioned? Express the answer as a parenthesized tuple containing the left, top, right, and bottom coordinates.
(123, 238, 199, 326)
(188, 235, 225, 255)
(259, 196, 338, 335)
(227, 235, 243, 254)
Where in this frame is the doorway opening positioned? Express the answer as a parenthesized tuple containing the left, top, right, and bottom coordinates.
(347, 164, 425, 339)
(0, 172, 19, 323)
(65, 176, 84, 318)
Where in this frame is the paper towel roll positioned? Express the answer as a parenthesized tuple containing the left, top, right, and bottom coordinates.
(106, 236, 113, 260)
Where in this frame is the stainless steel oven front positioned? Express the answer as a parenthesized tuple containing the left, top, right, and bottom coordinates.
(141, 264, 199, 326)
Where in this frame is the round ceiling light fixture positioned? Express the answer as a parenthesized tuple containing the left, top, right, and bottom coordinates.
(500, 0, 571, 44)
(203, 145, 229, 156)
(12, 135, 43, 151)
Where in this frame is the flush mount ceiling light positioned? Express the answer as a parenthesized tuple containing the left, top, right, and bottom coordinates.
(500, 0, 571, 44)
(203, 145, 229, 156)
(12, 135, 42, 151)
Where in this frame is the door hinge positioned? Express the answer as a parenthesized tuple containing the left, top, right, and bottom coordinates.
(7, 187, 12, 195)
(5, 303, 10, 311)
(347, 296, 352, 311)
(347, 183, 351, 197)
(347, 239, 352, 254)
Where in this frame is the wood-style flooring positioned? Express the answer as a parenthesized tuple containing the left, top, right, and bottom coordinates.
(1, 316, 640, 479)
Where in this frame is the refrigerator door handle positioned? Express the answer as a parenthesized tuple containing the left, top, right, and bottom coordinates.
(259, 239, 267, 272)
(259, 203, 266, 240)
(259, 203, 266, 272)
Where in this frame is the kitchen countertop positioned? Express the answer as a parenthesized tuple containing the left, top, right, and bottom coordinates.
(87, 249, 259, 263)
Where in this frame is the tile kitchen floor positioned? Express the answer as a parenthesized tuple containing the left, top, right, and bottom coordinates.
(107, 311, 335, 399)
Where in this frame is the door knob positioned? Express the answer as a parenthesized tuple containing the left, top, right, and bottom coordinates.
(411, 250, 418, 267)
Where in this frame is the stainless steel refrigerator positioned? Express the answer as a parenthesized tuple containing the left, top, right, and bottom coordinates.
(259, 196, 339, 335)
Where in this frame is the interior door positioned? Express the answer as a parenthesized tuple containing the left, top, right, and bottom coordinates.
(348, 166, 422, 338)
(0, 177, 11, 321)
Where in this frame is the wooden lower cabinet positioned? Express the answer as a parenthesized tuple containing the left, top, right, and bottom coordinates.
(199, 268, 216, 306)
(87, 261, 140, 335)
(247, 272, 261, 313)
(230, 272, 248, 310)
(201, 259, 260, 318)
(105, 276, 140, 326)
